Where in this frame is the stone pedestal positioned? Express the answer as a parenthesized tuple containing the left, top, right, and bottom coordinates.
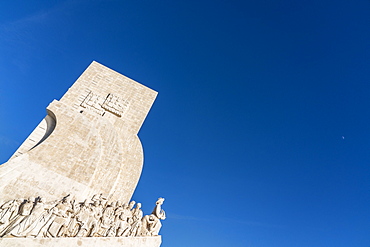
(0, 236, 161, 247)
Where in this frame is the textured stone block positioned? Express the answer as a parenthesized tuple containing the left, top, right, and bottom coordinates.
(0, 61, 158, 204)
(0, 236, 161, 247)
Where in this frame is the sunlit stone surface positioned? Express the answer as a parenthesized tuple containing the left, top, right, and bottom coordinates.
(0, 62, 164, 246)
(0, 236, 161, 247)
(0, 61, 157, 203)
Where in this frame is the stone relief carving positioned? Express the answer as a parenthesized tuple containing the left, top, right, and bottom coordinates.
(80, 91, 105, 116)
(141, 198, 166, 236)
(0, 195, 165, 238)
(101, 93, 128, 117)
(81, 91, 128, 117)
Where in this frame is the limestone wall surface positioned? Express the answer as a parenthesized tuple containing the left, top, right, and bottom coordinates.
(0, 61, 158, 204)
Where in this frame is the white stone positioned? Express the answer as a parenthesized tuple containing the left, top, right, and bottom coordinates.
(0, 236, 161, 247)
(0, 61, 158, 204)
(0, 62, 165, 246)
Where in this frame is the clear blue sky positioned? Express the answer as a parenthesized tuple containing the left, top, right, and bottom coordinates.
(0, 1, 369, 246)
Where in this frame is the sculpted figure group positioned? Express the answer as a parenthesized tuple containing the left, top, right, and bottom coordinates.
(0, 194, 165, 238)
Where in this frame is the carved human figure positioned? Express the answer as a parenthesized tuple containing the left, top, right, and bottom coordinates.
(2, 197, 35, 237)
(37, 207, 58, 238)
(152, 198, 166, 220)
(116, 204, 132, 237)
(47, 198, 74, 237)
(65, 198, 79, 237)
(23, 197, 55, 238)
(91, 193, 108, 207)
(0, 199, 21, 231)
(129, 202, 143, 236)
(128, 201, 136, 212)
(141, 198, 166, 236)
(140, 215, 159, 236)
(75, 200, 91, 237)
(2, 197, 47, 238)
(97, 202, 114, 237)
(113, 201, 123, 222)
(87, 200, 103, 237)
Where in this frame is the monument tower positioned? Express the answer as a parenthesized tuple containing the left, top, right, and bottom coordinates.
(0, 62, 165, 246)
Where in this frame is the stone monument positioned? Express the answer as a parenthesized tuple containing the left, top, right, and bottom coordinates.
(0, 62, 165, 246)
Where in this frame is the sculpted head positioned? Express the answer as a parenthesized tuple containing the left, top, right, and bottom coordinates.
(156, 198, 165, 205)
(129, 201, 136, 209)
